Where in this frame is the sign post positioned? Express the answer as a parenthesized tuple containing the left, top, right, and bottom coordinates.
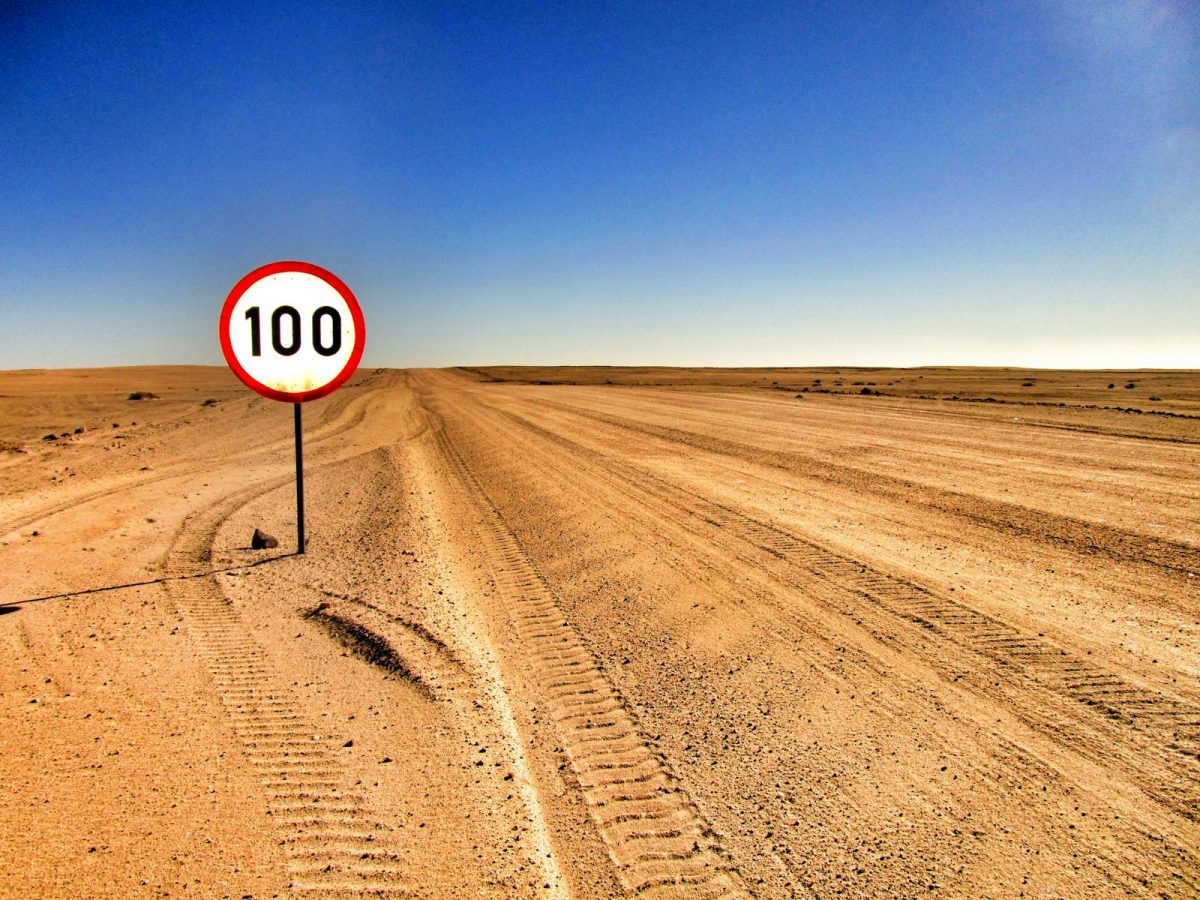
(294, 402, 305, 553)
(220, 261, 365, 554)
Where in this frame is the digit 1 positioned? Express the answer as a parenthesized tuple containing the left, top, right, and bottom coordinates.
(244, 306, 262, 356)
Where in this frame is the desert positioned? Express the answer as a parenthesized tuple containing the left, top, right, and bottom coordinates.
(8, 0, 1198, 895)
(1, 365, 1197, 898)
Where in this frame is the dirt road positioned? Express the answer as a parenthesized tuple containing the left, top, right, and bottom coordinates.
(2, 366, 1197, 897)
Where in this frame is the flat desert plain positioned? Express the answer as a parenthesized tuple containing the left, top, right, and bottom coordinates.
(1, 365, 1197, 899)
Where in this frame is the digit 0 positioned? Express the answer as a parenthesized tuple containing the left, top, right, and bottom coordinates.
(271, 306, 301, 356)
(312, 306, 342, 356)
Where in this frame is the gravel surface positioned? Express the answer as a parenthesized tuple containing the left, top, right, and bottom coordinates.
(1, 365, 1196, 898)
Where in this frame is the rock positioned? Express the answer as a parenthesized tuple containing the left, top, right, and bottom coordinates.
(251, 528, 279, 550)
(43, 433, 57, 441)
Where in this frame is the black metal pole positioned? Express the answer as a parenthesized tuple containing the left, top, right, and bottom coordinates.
(294, 402, 305, 554)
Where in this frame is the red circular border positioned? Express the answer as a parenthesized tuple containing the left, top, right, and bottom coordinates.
(219, 261, 366, 403)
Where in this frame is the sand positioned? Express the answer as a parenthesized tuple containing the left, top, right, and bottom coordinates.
(1, 365, 1197, 898)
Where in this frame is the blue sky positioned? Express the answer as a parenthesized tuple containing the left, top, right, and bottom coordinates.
(2, 1, 1197, 368)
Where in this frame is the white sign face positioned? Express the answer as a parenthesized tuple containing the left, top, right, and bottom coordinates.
(220, 262, 365, 402)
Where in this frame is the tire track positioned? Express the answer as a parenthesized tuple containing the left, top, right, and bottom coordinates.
(538, 401, 1200, 584)
(477, 402, 1200, 827)
(427, 409, 748, 898)
(163, 480, 418, 898)
(0, 378, 382, 541)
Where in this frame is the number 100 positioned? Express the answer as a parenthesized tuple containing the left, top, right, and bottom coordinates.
(245, 305, 342, 357)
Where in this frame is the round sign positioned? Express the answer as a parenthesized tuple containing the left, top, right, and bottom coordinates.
(220, 261, 365, 402)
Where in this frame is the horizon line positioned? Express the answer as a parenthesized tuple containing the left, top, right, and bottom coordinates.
(3, 363, 1199, 375)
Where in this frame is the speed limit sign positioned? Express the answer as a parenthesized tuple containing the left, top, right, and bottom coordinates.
(220, 261, 365, 402)
(220, 261, 366, 553)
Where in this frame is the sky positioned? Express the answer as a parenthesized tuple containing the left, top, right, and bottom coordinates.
(1, 0, 1197, 369)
